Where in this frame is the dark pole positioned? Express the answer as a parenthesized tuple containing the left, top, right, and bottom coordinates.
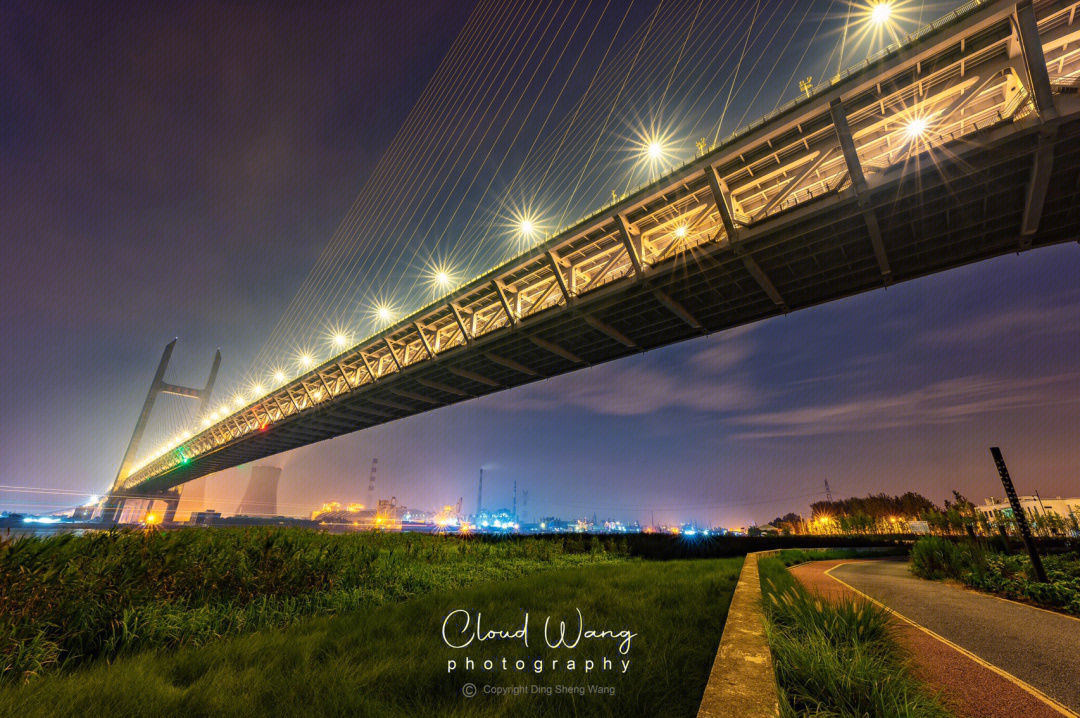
(989, 447, 1047, 582)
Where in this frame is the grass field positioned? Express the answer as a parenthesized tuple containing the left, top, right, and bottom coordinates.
(0, 528, 627, 681)
(0, 557, 741, 718)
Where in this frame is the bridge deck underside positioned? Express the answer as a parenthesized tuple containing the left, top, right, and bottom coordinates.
(133, 115, 1080, 497)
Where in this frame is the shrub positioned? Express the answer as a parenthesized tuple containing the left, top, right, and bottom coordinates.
(910, 535, 963, 579)
(909, 537, 1080, 616)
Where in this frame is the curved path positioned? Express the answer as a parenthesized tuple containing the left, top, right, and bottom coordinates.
(792, 559, 1080, 718)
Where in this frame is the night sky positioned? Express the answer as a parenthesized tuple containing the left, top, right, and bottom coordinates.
(2, 0, 1077, 528)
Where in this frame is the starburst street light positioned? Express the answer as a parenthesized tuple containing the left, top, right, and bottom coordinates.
(273, 370, 286, 384)
(674, 225, 688, 238)
(376, 305, 394, 324)
(636, 127, 675, 169)
(906, 117, 928, 138)
(332, 332, 349, 349)
(870, 2, 892, 24)
(253, 384, 264, 396)
(299, 354, 313, 369)
(427, 264, 454, 294)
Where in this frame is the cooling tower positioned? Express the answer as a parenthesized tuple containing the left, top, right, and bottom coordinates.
(236, 465, 281, 516)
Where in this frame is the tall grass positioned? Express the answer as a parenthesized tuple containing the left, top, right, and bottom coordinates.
(759, 558, 954, 718)
(0, 558, 743, 718)
(0, 528, 625, 682)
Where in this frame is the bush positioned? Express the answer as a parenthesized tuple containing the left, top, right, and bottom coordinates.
(909, 537, 1080, 616)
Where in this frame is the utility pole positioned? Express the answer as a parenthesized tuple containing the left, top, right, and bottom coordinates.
(989, 447, 1047, 582)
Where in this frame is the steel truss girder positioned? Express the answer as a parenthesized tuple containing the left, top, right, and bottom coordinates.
(125, 1, 1080, 491)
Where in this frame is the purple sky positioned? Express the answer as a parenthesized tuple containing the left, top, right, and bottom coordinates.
(2, 0, 1077, 528)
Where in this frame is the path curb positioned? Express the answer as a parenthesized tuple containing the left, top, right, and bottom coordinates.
(697, 550, 778, 718)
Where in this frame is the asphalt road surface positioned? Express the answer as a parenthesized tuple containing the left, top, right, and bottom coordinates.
(832, 560, 1080, 713)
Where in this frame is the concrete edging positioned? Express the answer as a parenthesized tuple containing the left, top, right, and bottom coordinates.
(697, 550, 779, 718)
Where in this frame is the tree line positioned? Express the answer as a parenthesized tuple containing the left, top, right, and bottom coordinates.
(768, 490, 1079, 536)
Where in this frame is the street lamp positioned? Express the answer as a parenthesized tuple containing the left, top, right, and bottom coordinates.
(871, 2, 892, 25)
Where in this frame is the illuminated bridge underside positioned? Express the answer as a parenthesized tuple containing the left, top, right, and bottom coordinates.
(127, 0, 1080, 497)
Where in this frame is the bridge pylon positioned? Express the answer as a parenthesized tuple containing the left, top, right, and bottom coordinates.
(100, 340, 220, 523)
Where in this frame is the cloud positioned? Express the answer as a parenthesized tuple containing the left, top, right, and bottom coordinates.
(729, 372, 1080, 439)
(495, 328, 761, 416)
(918, 301, 1080, 346)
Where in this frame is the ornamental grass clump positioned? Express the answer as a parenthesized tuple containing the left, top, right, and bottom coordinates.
(759, 558, 953, 718)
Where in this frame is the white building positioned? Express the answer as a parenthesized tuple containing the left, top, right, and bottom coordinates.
(976, 495, 1080, 521)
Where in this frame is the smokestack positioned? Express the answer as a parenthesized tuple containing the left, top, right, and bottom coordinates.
(477, 468, 483, 516)
(367, 458, 378, 508)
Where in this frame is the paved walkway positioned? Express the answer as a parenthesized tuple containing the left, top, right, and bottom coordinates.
(792, 559, 1080, 718)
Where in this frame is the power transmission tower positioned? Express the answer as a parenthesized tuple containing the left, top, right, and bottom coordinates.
(824, 479, 833, 502)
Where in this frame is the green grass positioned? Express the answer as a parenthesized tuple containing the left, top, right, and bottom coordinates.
(759, 557, 954, 718)
(0, 528, 628, 681)
(0, 557, 741, 718)
(910, 536, 1080, 615)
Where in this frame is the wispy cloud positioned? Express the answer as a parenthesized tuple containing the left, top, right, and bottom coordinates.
(729, 372, 1080, 439)
(495, 328, 760, 416)
(917, 299, 1080, 346)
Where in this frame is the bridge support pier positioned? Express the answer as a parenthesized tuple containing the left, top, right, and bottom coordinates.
(161, 490, 181, 523)
(100, 496, 125, 524)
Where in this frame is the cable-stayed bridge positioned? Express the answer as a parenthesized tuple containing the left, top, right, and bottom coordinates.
(104, 0, 1080, 519)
